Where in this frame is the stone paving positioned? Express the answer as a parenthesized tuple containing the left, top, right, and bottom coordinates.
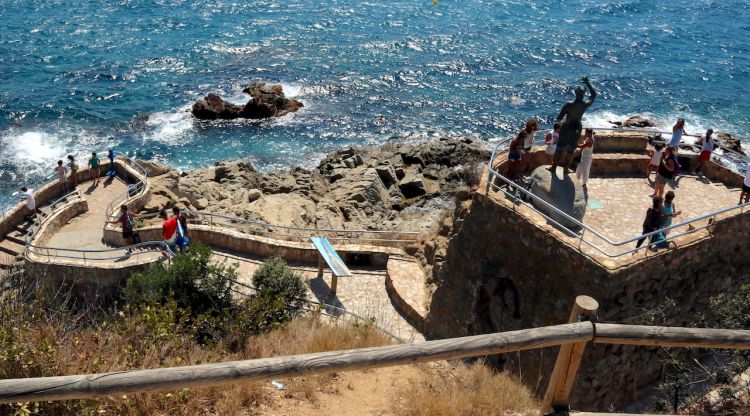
(212, 250, 425, 342)
(583, 174, 740, 244)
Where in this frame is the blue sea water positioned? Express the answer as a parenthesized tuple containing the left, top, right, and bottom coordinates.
(1, 0, 749, 207)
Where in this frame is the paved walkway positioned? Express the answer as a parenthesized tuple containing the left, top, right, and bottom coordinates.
(213, 250, 424, 342)
(583, 174, 739, 243)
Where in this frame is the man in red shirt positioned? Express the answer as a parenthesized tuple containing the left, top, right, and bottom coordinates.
(160, 209, 188, 254)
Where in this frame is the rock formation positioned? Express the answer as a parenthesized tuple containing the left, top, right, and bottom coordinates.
(717, 131, 745, 155)
(145, 138, 490, 233)
(191, 82, 304, 120)
(609, 115, 655, 128)
(528, 166, 586, 231)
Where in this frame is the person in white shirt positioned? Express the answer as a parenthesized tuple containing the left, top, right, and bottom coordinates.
(740, 162, 750, 205)
(695, 129, 715, 174)
(575, 129, 595, 187)
(519, 119, 538, 173)
(544, 122, 561, 165)
(20, 187, 42, 218)
(647, 143, 664, 180)
(54, 160, 68, 193)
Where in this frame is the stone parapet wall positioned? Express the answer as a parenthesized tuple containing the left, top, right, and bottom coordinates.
(427, 192, 750, 410)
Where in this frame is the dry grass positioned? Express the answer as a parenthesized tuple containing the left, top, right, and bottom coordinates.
(393, 362, 538, 416)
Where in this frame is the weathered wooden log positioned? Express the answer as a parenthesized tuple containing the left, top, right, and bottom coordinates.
(0, 322, 593, 404)
(594, 324, 750, 349)
(541, 295, 600, 414)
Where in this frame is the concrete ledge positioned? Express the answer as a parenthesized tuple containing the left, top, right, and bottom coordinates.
(386, 255, 428, 329)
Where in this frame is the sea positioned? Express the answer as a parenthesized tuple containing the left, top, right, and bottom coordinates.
(1, 0, 749, 208)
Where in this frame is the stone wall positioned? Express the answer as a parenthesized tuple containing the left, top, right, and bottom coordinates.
(426, 192, 750, 410)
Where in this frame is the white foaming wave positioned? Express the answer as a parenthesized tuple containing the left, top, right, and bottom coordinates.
(144, 110, 194, 144)
(208, 44, 261, 54)
(583, 110, 727, 145)
(2, 131, 66, 164)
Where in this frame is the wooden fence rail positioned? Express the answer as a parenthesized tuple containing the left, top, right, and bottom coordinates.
(1, 317, 750, 411)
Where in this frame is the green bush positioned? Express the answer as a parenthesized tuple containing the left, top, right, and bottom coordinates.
(123, 242, 235, 314)
(251, 257, 307, 323)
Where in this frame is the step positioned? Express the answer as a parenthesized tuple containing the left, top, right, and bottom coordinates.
(385, 255, 429, 330)
(2, 235, 26, 246)
(0, 245, 20, 257)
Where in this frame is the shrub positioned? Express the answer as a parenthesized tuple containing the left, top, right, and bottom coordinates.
(251, 257, 307, 323)
(123, 242, 235, 314)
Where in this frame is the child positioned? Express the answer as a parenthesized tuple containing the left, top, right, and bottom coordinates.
(544, 122, 561, 165)
(661, 191, 682, 236)
(647, 143, 664, 180)
(107, 148, 116, 178)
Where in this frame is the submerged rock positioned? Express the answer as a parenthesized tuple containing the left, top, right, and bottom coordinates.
(610, 115, 655, 128)
(191, 82, 303, 121)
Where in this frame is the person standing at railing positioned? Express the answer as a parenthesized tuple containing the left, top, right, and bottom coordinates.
(646, 143, 664, 181)
(575, 128, 595, 188)
(107, 149, 116, 178)
(20, 187, 43, 221)
(544, 122, 561, 165)
(633, 196, 663, 254)
(661, 191, 681, 236)
(695, 129, 715, 174)
(651, 147, 676, 199)
(740, 161, 750, 205)
(506, 131, 527, 181)
(106, 205, 140, 254)
(88, 152, 101, 184)
(520, 119, 539, 173)
(67, 155, 79, 189)
(667, 118, 690, 150)
(54, 160, 68, 194)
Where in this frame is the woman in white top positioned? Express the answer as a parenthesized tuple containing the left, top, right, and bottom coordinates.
(545, 122, 561, 165)
(696, 128, 715, 173)
(575, 128, 595, 187)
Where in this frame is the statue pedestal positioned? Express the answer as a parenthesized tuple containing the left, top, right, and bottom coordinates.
(528, 166, 587, 232)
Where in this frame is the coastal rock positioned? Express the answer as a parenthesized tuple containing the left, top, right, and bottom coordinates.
(717, 132, 745, 155)
(251, 194, 316, 228)
(399, 173, 427, 198)
(528, 166, 586, 231)
(622, 115, 655, 128)
(137, 160, 173, 177)
(191, 83, 303, 121)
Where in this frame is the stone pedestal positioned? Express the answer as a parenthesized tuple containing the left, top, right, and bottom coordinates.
(528, 166, 586, 232)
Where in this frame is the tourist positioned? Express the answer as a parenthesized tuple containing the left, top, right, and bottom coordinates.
(575, 128, 595, 187)
(107, 149, 116, 178)
(661, 191, 682, 236)
(634, 196, 663, 253)
(695, 129, 715, 174)
(67, 155, 79, 188)
(740, 160, 750, 205)
(106, 205, 139, 251)
(506, 131, 527, 181)
(544, 122, 561, 165)
(646, 143, 664, 180)
(667, 118, 690, 150)
(651, 147, 676, 199)
(20, 187, 42, 219)
(88, 152, 101, 184)
(520, 119, 538, 173)
(54, 160, 68, 194)
(160, 209, 188, 254)
(172, 206, 188, 237)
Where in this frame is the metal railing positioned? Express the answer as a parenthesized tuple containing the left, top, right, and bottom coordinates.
(181, 210, 421, 245)
(26, 241, 175, 264)
(104, 151, 151, 221)
(485, 125, 750, 259)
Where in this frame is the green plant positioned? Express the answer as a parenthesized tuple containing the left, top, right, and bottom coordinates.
(251, 257, 307, 323)
(123, 242, 235, 314)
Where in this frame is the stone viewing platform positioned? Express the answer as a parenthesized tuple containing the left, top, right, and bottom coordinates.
(484, 129, 747, 269)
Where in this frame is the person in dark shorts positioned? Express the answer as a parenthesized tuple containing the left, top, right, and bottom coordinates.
(107, 205, 139, 250)
(633, 196, 663, 254)
(67, 155, 79, 188)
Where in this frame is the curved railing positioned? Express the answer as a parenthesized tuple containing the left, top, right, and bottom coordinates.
(485, 125, 750, 260)
(104, 151, 151, 221)
(26, 241, 175, 264)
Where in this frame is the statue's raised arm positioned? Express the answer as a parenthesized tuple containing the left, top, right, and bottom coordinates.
(582, 76, 596, 106)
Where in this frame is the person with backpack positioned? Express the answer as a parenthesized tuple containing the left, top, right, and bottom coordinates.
(107, 205, 139, 252)
(633, 196, 663, 254)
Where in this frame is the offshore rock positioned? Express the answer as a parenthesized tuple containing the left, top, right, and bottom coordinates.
(528, 166, 586, 232)
(191, 82, 303, 120)
(717, 131, 745, 155)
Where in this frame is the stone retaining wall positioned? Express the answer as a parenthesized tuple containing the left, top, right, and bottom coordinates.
(427, 192, 750, 410)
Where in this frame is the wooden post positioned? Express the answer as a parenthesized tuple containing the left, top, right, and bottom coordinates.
(541, 295, 599, 415)
(317, 255, 324, 278)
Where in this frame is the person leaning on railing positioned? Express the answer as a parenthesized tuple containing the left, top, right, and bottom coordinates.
(506, 131, 527, 181)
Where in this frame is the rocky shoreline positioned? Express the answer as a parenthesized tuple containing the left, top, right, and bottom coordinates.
(142, 138, 491, 234)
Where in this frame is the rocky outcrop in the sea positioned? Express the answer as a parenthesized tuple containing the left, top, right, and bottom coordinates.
(145, 138, 490, 233)
(609, 115, 655, 128)
(717, 131, 745, 155)
(191, 82, 304, 120)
